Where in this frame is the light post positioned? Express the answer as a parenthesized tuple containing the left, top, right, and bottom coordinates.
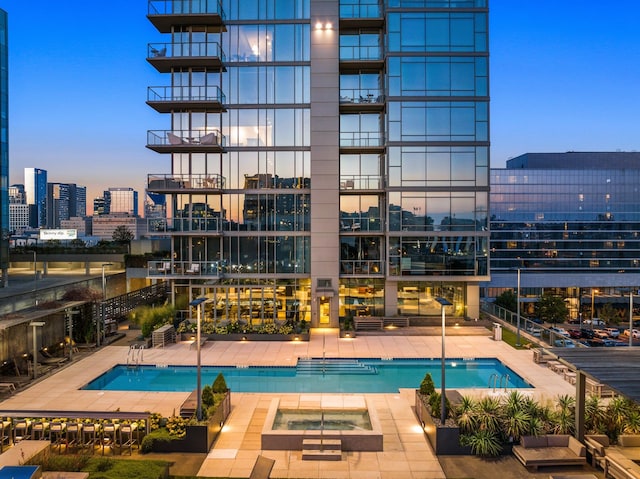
(28, 250, 37, 306)
(516, 268, 521, 347)
(630, 289, 634, 348)
(591, 288, 599, 321)
(190, 297, 208, 421)
(29, 321, 45, 379)
(435, 297, 452, 425)
(98, 263, 113, 347)
(65, 309, 80, 360)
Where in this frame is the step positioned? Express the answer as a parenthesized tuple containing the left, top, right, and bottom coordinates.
(301, 448, 342, 461)
(302, 439, 342, 448)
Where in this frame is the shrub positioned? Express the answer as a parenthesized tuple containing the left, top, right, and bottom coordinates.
(202, 385, 214, 409)
(212, 373, 228, 393)
(140, 428, 173, 454)
(419, 372, 436, 396)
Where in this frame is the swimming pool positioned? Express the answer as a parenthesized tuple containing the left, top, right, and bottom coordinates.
(82, 357, 531, 393)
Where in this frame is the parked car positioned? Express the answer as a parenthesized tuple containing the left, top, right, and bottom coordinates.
(567, 318, 581, 325)
(584, 318, 606, 326)
(528, 317, 544, 324)
(604, 327, 621, 338)
(567, 329, 582, 339)
(549, 327, 570, 337)
(580, 329, 595, 339)
(554, 339, 576, 348)
(593, 330, 610, 339)
(623, 329, 640, 338)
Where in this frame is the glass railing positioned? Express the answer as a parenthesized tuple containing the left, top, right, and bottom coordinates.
(340, 260, 383, 275)
(148, 217, 223, 234)
(147, 41, 225, 62)
(340, 3, 382, 18)
(147, 173, 226, 190)
(147, 129, 225, 148)
(148, 85, 226, 105)
(339, 175, 384, 190)
(148, 260, 222, 277)
(340, 46, 382, 61)
(148, 0, 225, 18)
(340, 89, 384, 104)
(339, 132, 385, 148)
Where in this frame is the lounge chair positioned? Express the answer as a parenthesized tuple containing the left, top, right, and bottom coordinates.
(167, 132, 185, 145)
(38, 350, 68, 366)
(186, 263, 200, 274)
(199, 132, 217, 145)
(249, 455, 275, 479)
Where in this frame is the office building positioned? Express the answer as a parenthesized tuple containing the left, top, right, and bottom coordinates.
(488, 152, 640, 319)
(93, 196, 108, 216)
(95, 187, 139, 217)
(69, 184, 87, 218)
(47, 183, 70, 229)
(24, 167, 47, 228)
(0, 9, 7, 286)
(145, 0, 489, 325)
(92, 215, 146, 241)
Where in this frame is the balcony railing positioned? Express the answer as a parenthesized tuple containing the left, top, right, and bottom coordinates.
(339, 89, 384, 105)
(340, 132, 385, 148)
(340, 217, 382, 232)
(148, 173, 226, 191)
(340, 260, 383, 275)
(148, 260, 222, 278)
(147, 85, 226, 112)
(148, 0, 226, 33)
(340, 175, 384, 190)
(340, 46, 382, 61)
(147, 42, 225, 72)
(340, 2, 382, 19)
(148, 217, 223, 234)
(146, 129, 225, 152)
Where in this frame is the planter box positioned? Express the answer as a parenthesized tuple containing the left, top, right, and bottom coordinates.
(180, 332, 310, 342)
(152, 391, 231, 453)
(415, 390, 471, 455)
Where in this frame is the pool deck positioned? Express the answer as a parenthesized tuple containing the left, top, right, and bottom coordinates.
(0, 328, 576, 478)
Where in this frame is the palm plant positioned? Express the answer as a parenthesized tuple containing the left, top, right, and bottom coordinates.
(476, 396, 503, 435)
(584, 395, 606, 434)
(454, 396, 478, 434)
(462, 428, 503, 457)
(623, 410, 640, 434)
(606, 396, 632, 441)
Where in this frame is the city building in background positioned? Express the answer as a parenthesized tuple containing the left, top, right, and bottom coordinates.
(145, 0, 489, 325)
(46, 182, 87, 228)
(24, 167, 47, 228)
(486, 151, 640, 319)
(106, 187, 139, 217)
(0, 9, 7, 286)
(93, 196, 108, 216)
(92, 215, 146, 241)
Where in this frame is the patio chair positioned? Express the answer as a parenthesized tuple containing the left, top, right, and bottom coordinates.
(249, 455, 275, 479)
(31, 420, 50, 440)
(80, 423, 99, 454)
(65, 422, 83, 454)
(186, 263, 200, 275)
(13, 419, 30, 443)
(199, 132, 217, 145)
(167, 132, 185, 145)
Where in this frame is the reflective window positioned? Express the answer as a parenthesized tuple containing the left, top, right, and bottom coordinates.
(226, 25, 310, 62)
(223, 0, 310, 20)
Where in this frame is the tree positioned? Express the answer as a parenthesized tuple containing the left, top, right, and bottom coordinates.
(495, 289, 517, 313)
(112, 225, 134, 243)
(534, 293, 568, 324)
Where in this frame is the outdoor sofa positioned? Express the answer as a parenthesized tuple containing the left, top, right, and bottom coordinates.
(512, 434, 587, 471)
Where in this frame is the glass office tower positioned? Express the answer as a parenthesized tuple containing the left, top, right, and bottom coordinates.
(488, 152, 640, 319)
(0, 9, 7, 287)
(146, 0, 489, 326)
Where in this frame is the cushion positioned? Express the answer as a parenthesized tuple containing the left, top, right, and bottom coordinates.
(547, 435, 570, 447)
(567, 437, 586, 457)
(521, 435, 548, 448)
(619, 435, 640, 447)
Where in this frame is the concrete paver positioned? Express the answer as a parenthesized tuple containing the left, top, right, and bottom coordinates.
(0, 327, 584, 478)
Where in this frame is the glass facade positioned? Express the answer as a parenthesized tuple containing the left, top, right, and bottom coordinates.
(146, 0, 489, 324)
(0, 9, 6, 286)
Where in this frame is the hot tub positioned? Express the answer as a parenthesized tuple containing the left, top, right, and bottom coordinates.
(261, 397, 383, 451)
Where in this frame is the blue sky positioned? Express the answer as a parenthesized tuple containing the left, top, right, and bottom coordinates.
(4, 1, 640, 211)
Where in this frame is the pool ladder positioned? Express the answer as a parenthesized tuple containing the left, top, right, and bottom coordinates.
(127, 344, 144, 368)
(488, 373, 510, 392)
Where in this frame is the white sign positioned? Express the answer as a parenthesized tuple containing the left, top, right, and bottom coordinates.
(39, 229, 78, 240)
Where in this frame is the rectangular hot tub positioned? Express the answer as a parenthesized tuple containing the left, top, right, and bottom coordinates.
(261, 398, 383, 451)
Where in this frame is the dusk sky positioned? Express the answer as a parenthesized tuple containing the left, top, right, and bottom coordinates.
(4, 1, 640, 212)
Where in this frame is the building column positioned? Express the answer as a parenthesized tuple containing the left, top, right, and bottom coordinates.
(309, 0, 340, 327)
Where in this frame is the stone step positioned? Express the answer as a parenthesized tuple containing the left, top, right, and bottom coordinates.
(302, 439, 342, 448)
(301, 448, 342, 461)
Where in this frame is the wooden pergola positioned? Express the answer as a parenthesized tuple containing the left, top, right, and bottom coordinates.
(548, 347, 640, 440)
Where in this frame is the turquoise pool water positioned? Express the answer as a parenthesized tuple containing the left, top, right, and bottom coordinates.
(82, 358, 531, 393)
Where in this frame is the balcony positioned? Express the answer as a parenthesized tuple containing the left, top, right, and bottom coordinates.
(146, 129, 225, 153)
(148, 0, 226, 33)
(148, 217, 223, 235)
(147, 42, 225, 73)
(339, 46, 384, 70)
(148, 173, 225, 192)
(147, 86, 226, 113)
(148, 260, 222, 279)
(340, 259, 383, 275)
(339, 175, 384, 192)
(340, 2, 384, 28)
(340, 89, 385, 112)
(340, 132, 385, 152)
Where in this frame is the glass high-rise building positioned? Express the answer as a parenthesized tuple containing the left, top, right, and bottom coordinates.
(0, 9, 7, 287)
(488, 152, 640, 319)
(24, 168, 47, 228)
(146, 0, 489, 325)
